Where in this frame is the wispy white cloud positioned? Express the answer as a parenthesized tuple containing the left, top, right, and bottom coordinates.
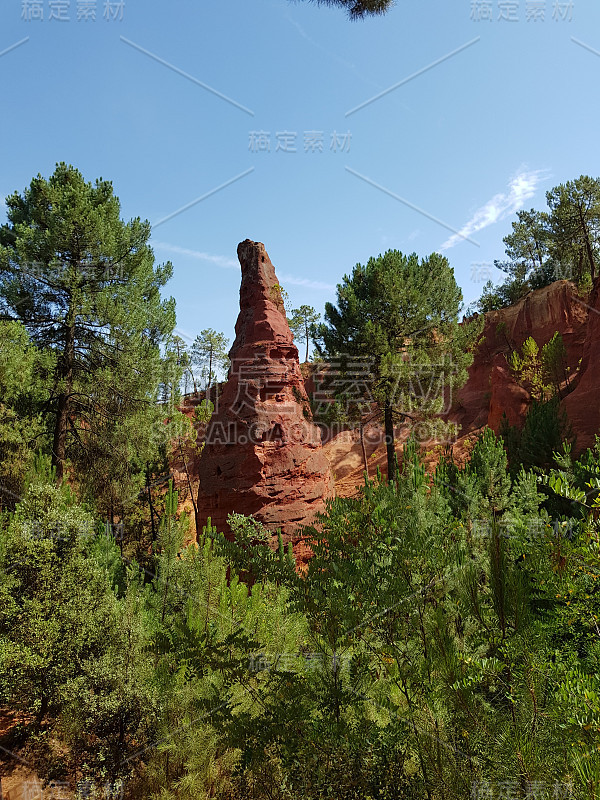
(278, 273, 335, 291)
(152, 241, 334, 291)
(151, 241, 238, 269)
(440, 168, 549, 250)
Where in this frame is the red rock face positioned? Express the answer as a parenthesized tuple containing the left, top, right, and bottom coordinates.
(196, 240, 333, 544)
(450, 281, 589, 436)
(487, 356, 531, 432)
(563, 278, 600, 452)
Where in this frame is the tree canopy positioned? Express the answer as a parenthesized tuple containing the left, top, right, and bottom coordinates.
(298, 0, 394, 19)
(288, 304, 320, 362)
(190, 328, 230, 390)
(314, 249, 481, 479)
(479, 175, 600, 311)
(0, 163, 179, 505)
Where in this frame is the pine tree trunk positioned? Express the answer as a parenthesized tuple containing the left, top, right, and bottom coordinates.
(384, 399, 397, 482)
(304, 320, 309, 363)
(360, 420, 369, 477)
(146, 465, 157, 543)
(52, 392, 69, 483)
(35, 691, 49, 729)
(51, 314, 75, 483)
(579, 205, 596, 280)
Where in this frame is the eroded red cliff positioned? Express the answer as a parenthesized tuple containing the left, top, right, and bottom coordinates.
(318, 279, 600, 495)
(563, 279, 600, 451)
(450, 280, 591, 439)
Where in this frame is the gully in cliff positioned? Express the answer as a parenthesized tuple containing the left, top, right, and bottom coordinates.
(195, 240, 333, 546)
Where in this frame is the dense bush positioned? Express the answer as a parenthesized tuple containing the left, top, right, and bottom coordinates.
(3, 432, 600, 797)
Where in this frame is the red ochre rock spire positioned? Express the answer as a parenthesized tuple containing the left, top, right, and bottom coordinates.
(196, 240, 333, 545)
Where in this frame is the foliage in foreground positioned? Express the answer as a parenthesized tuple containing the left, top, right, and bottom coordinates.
(3, 433, 600, 798)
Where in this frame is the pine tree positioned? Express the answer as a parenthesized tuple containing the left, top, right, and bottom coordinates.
(477, 175, 600, 309)
(0, 164, 177, 491)
(306, 0, 394, 18)
(190, 329, 230, 390)
(547, 175, 600, 283)
(0, 321, 52, 506)
(0, 473, 114, 729)
(496, 208, 554, 287)
(288, 304, 320, 362)
(509, 336, 550, 400)
(542, 331, 570, 394)
(314, 249, 482, 480)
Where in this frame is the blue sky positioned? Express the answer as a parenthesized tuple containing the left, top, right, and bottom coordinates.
(1, 0, 599, 354)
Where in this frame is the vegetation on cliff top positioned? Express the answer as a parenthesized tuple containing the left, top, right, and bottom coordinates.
(478, 175, 600, 311)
